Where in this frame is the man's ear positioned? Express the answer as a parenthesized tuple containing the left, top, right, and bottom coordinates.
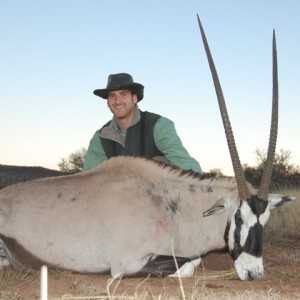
(133, 94, 138, 103)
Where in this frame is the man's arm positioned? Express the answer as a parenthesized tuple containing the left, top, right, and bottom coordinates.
(153, 117, 202, 173)
(83, 131, 108, 171)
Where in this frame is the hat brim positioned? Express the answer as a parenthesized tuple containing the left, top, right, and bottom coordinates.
(94, 83, 144, 102)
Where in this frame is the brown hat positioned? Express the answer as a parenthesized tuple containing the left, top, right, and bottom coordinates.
(93, 73, 144, 102)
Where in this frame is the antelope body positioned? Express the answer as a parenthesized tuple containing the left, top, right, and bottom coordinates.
(0, 16, 296, 280)
(0, 159, 252, 274)
(0, 157, 294, 280)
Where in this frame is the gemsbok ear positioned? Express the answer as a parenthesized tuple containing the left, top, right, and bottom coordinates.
(203, 195, 234, 217)
(267, 194, 296, 210)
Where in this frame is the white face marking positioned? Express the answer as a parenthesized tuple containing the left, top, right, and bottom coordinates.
(259, 206, 270, 226)
(234, 252, 264, 280)
(240, 201, 270, 246)
(239, 202, 257, 247)
(228, 217, 236, 251)
(227, 202, 254, 251)
(228, 200, 271, 250)
(228, 198, 271, 280)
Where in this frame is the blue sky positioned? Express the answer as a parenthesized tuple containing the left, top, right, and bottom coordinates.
(1, 1, 299, 175)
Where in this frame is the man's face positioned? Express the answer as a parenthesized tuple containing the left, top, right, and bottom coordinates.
(107, 90, 137, 119)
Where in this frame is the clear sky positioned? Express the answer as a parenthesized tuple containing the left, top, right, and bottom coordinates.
(1, 1, 299, 175)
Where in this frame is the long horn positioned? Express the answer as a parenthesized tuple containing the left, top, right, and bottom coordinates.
(257, 31, 278, 200)
(197, 14, 251, 201)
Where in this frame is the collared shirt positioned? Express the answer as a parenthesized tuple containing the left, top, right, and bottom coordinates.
(83, 107, 202, 173)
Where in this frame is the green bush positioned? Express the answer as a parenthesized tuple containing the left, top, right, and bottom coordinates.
(0, 178, 8, 189)
(58, 148, 87, 174)
(244, 148, 300, 190)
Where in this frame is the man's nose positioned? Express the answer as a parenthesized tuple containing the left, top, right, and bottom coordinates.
(114, 95, 122, 102)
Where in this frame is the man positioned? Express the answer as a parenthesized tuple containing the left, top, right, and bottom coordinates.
(83, 73, 202, 173)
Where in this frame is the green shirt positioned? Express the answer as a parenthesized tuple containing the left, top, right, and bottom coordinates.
(83, 110, 202, 173)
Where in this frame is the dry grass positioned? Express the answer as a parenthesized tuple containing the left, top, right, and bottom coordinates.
(0, 267, 237, 299)
(0, 266, 34, 290)
(55, 289, 296, 300)
(1, 263, 299, 300)
(265, 188, 300, 242)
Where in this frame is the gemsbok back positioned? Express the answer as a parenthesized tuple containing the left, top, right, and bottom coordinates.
(0, 15, 296, 280)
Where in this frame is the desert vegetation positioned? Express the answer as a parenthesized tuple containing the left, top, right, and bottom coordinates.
(265, 187, 300, 242)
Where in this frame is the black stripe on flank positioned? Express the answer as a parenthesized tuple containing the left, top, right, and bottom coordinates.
(133, 255, 196, 277)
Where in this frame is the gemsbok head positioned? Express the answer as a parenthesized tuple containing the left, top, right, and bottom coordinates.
(197, 15, 294, 280)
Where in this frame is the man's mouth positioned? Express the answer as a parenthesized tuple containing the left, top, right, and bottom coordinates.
(114, 104, 126, 110)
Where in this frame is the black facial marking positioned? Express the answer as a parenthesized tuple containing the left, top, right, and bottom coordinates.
(224, 222, 230, 246)
(231, 196, 268, 259)
(57, 192, 63, 199)
(70, 197, 77, 202)
(246, 196, 268, 216)
(242, 197, 267, 257)
(231, 209, 243, 259)
(243, 223, 263, 257)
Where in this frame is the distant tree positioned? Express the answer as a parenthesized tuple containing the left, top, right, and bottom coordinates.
(0, 178, 8, 189)
(200, 168, 225, 179)
(58, 148, 87, 174)
(255, 148, 296, 173)
(244, 148, 300, 189)
(205, 168, 225, 178)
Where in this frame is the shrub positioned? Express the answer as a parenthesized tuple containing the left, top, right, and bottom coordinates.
(58, 148, 87, 174)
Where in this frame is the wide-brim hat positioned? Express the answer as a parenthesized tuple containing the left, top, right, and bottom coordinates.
(93, 73, 144, 102)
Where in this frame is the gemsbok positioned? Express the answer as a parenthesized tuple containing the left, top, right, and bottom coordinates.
(0, 15, 296, 280)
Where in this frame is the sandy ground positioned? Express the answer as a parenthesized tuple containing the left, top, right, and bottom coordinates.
(1, 241, 299, 299)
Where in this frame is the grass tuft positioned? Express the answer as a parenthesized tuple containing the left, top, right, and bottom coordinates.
(265, 188, 300, 243)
